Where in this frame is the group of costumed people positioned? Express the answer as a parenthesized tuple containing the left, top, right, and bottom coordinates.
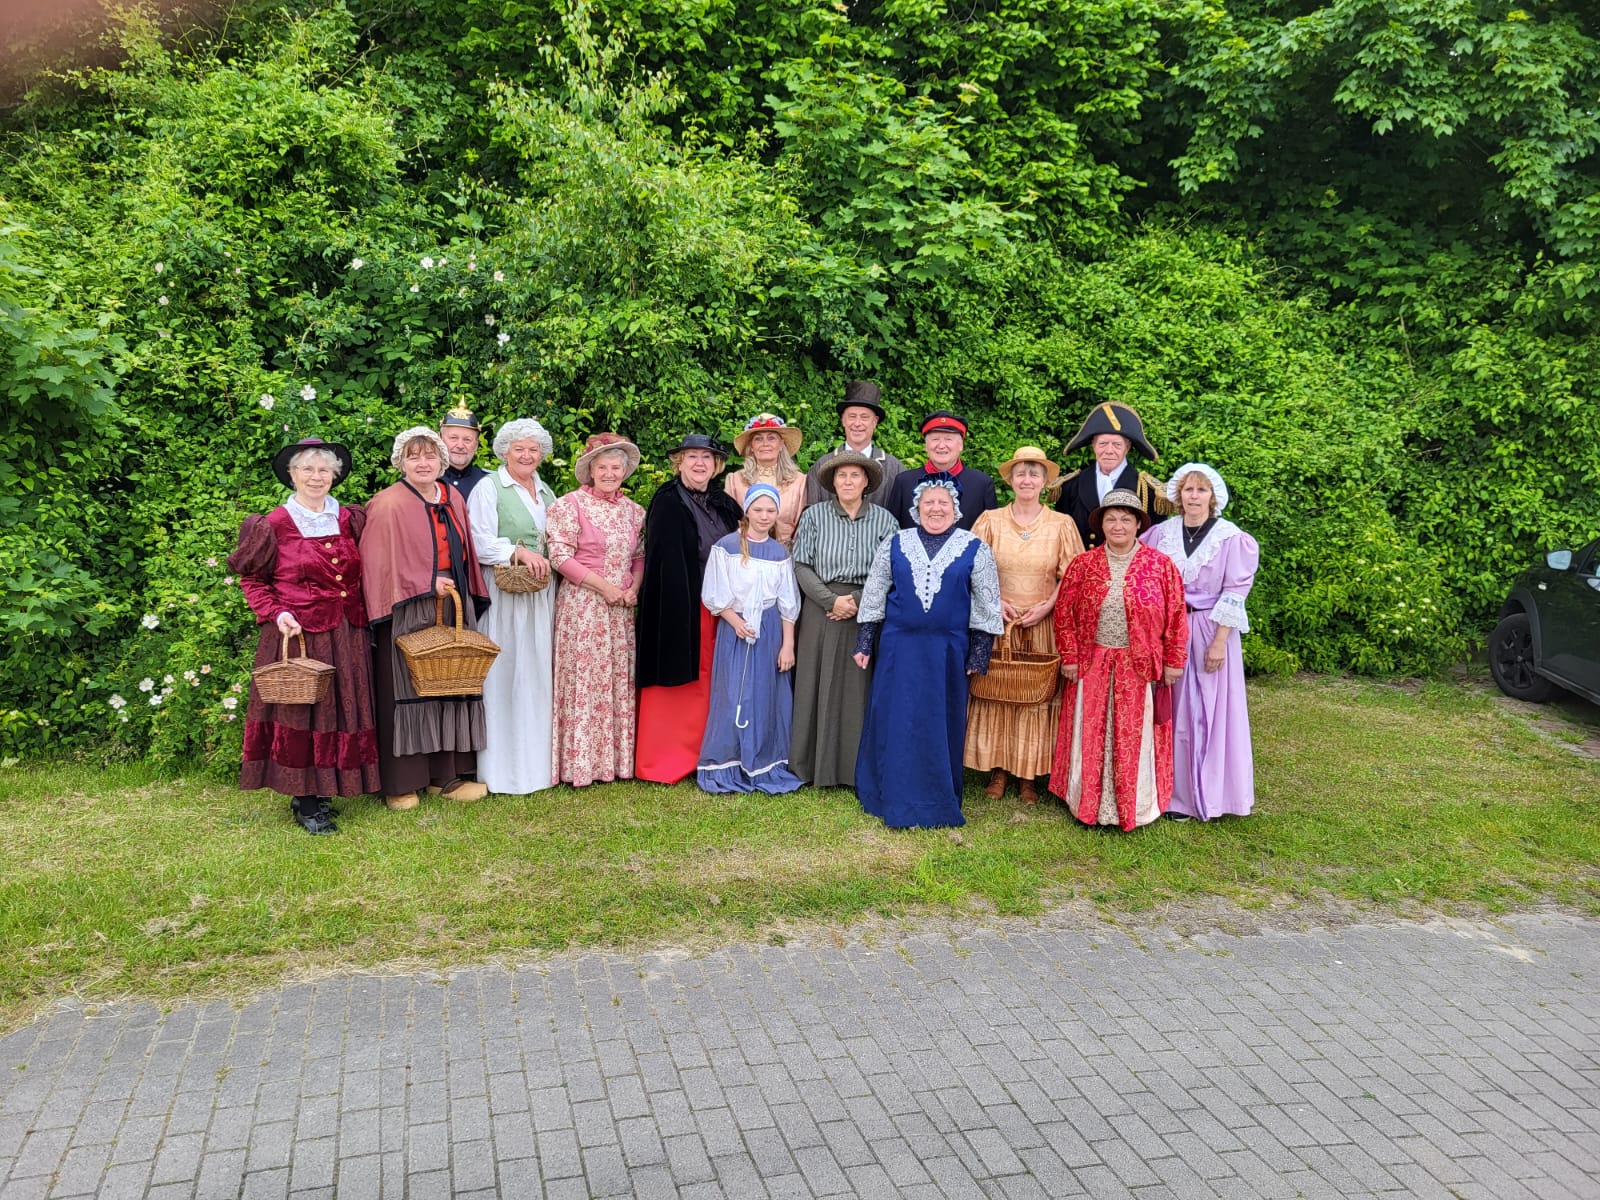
(230, 386, 1258, 838)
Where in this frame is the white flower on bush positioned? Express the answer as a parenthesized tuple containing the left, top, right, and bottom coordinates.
(484, 314, 495, 326)
(421, 256, 435, 269)
(200, 664, 211, 674)
(409, 284, 420, 293)
(109, 694, 127, 710)
(149, 694, 163, 706)
(497, 332, 510, 346)
(230, 682, 242, 693)
(157, 295, 169, 306)
(138, 678, 155, 692)
(223, 713, 236, 722)
(182, 670, 197, 681)
(154, 261, 165, 274)
(224, 575, 235, 585)
(493, 270, 505, 283)
(120, 713, 130, 723)
(350, 258, 365, 270)
(222, 696, 238, 710)
(300, 384, 317, 402)
(162, 674, 174, 685)
(141, 613, 160, 629)
(205, 556, 218, 567)
(467, 259, 477, 272)
(259, 394, 275, 410)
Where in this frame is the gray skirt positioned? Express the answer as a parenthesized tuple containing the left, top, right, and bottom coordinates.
(789, 586, 870, 788)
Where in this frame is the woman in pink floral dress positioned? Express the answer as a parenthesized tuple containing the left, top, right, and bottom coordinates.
(548, 433, 646, 785)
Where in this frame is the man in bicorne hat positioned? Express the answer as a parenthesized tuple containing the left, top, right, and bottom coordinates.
(1055, 401, 1172, 549)
(882, 409, 997, 532)
(440, 404, 490, 500)
(804, 380, 905, 511)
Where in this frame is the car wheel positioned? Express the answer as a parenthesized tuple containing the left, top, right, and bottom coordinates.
(1489, 612, 1555, 702)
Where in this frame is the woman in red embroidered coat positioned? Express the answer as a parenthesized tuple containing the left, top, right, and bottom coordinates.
(229, 438, 380, 834)
(1049, 488, 1188, 830)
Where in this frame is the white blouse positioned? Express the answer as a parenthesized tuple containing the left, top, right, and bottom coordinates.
(700, 540, 801, 639)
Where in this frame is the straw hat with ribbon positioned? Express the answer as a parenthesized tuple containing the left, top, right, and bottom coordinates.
(732, 413, 803, 458)
(573, 432, 641, 486)
(996, 445, 1062, 491)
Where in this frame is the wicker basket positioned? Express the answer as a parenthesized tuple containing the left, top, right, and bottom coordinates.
(493, 561, 549, 594)
(396, 589, 501, 698)
(970, 624, 1059, 705)
(252, 631, 335, 706)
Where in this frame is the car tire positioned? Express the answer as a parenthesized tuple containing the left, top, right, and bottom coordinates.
(1489, 612, 1556, 702)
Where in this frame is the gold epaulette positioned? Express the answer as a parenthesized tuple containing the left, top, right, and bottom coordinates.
(1139, 471, 1176, 516)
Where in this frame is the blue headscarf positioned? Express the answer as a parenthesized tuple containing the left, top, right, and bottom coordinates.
(742, 482, 781, 512)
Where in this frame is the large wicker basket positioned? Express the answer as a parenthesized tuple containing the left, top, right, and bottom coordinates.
(252, 631, 335, 706)
(970, 624, 1059, 706)
(396, 589, 502, 698)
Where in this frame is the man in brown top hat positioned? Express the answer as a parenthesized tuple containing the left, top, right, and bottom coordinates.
(804, 380, 905, 510)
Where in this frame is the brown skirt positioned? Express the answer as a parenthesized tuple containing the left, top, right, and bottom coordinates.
(371, 593, 487, 796)
(962, 617, 1062, 779)
(789, 586, 870, 788)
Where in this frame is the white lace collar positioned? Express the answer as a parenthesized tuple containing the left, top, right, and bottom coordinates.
(900, 527, 975, 612)
(1154, 516, 1242, 585)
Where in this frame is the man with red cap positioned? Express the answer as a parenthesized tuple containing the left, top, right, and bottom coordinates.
(881, 409, 997, 532)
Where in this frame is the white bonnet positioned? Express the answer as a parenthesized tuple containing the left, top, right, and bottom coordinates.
(390, 426, 449, 470)
(1165, 462, 1229, 514)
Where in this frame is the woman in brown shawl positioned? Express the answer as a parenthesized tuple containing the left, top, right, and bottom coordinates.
(360, 426, 491, 809)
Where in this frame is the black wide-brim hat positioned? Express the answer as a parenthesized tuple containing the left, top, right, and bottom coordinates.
(839, 380, 886, 421)
(666, 432, 729, 461)
(1065, 401, 1158, 461)
(272, 437, 353, 488)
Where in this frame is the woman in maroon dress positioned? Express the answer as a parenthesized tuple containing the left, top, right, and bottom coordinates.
(229, 438, 380, 834)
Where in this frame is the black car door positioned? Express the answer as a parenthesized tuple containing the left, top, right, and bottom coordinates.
(1540, 536, 1600, 696)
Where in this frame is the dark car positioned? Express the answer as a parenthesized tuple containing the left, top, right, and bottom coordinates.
(1490, 536, 1600, 705)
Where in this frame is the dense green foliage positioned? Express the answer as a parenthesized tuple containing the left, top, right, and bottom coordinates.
(1, 0, 1596, 761)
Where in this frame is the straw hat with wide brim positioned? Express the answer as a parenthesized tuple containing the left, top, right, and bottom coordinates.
(732, 413, 803, 458)
(996, 445, 1061, 490)
(1088, 487, 1153, 536)
(573, 432, 641, 486)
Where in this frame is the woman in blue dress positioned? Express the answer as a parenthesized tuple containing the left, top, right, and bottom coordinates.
(697, 484, 805, 794)
(853, 477, 1004, 827)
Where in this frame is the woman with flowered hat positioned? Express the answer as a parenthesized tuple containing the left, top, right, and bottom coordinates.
(852, 477, 1004, 828)
(695, 484, 804, 794)
(361, 426, 492, 811)
(229, 437, 379, 834)
(636, 433, 744, 784)
(1050, 488, 1188, 830)
(547, 433, 646, 786)
(964, 446, 1085, 804)
(724, 413, 807, 546)
(1139, 463, 1259, 820)
(467, 417, 559, 795)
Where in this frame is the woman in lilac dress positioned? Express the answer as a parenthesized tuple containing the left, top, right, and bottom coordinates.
(1139, 463, 1259, 819)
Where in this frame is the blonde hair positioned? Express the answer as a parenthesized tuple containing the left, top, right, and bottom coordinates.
(737, 444, 800, 487)
(738, 497, 783, 565)
(1173, 469, 1219, 517)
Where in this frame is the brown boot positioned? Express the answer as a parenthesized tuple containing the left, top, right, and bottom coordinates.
(1019, 778, 1041, 805)
(984, 769, 1008, 800)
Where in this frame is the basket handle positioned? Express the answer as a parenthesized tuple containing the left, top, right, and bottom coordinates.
(996, 621, 1017, 664)
(279, 630, 309, 662)
(433, 581, 464, 641)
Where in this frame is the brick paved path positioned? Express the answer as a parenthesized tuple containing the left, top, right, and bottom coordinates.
(2, 912, 1597, 1199)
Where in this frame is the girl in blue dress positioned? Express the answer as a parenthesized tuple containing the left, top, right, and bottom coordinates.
(696, 484, 805, 794)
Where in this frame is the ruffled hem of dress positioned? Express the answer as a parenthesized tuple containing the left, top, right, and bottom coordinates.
(696, 760, 804, 795)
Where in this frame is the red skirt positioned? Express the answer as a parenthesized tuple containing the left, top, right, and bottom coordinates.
(635, 607, 717, 784)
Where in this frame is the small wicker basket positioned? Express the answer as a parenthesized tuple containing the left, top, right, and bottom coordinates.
(970, 624, 1059, 706)
(252, 631, 336, 706)
(493, 560, 549, 594)
(396, 588, 501, 698)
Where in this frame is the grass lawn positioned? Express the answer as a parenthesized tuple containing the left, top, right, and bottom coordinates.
(1, 672, 1595, 1029)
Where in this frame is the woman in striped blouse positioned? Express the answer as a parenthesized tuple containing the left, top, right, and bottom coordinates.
(788, 452, 899, 787)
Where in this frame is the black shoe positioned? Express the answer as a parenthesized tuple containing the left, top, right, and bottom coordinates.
(294, 809, 338, 835)
(315, 798, 338, 820)
(1166, 811, 1192, 822)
